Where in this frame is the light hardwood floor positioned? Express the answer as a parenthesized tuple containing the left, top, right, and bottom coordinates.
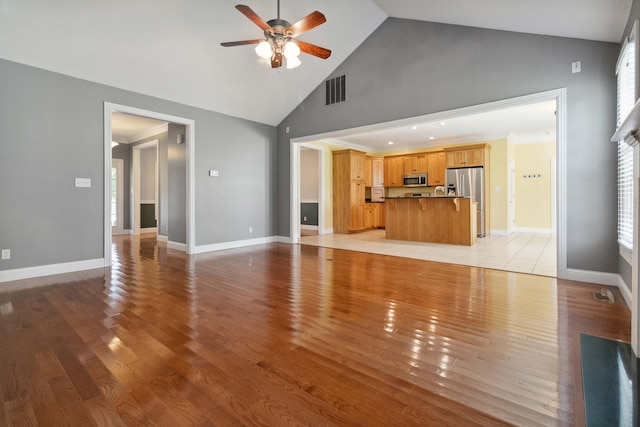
(0, 235, 629, 426)
(300, 230, 556, 276)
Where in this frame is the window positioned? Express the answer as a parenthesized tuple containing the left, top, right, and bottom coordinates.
(616, 22, 637, 257)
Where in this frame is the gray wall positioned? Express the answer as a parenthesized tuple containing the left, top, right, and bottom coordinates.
(139, 146, 157, 202)
(277, 18, 620, 273)
(300, 149, 319, 201)
(0, 58, 276, 270)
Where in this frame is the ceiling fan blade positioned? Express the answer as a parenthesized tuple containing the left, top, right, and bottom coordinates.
(287, 11, 326, 36)
(297, 40, 331, 59)
(235, 5, 272, 32)
(271, 53, 283, 68)
(221, 39, 263, 47)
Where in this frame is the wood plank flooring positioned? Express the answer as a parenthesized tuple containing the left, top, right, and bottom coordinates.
(0, 235, 631, 426)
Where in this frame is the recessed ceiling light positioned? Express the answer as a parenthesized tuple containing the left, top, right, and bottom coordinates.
(388, 141, 394, 145)
(439, 121, 445, 125)
(429, 136, 435, 140)
(411, 126, 418, 130)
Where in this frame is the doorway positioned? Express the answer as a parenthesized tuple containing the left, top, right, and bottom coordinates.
(111, 158, 125, 235)
(290, 89, 567, 279)
(103, 103, 196, 268)
(132, 140, 158, 236)
(292, 143, 327, 240)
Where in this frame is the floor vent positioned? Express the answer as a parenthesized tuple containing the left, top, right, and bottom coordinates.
(592, 288, 615, 303)
(325, 75, 346, 106)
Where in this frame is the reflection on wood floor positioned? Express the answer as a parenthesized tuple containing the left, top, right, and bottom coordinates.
(0, 235, 630, 426)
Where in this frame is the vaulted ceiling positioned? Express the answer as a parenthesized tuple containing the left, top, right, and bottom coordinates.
(0, 0, 632, 129)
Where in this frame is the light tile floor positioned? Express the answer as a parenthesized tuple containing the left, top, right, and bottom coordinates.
(298, 230, 557, 277)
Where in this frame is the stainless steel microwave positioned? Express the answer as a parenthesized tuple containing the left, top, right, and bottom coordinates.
(403, 173, 427, 187)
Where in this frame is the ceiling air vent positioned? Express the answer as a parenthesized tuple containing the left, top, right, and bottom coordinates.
(325, 75, 346, 106)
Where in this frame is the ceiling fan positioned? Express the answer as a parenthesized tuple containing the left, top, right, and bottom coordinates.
(220, 1, 331, 69)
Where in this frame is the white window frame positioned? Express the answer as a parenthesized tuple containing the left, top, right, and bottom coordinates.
(617, 21, 638, 264)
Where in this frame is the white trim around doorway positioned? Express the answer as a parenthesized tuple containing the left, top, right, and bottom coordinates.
(290, 88, 568, 279)
(104, 103, 196, 268)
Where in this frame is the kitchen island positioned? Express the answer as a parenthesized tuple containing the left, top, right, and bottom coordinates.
(385, 196, 477, 246)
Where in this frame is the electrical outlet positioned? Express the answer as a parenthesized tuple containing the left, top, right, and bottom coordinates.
(249, 226, 253, 234)
(571, 61, 581, 73)
(1, 249, 10, 260)
(303, 216, 307, 222)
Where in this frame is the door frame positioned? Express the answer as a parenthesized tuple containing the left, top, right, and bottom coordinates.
(104, 102, 196, 267)
(290, 88, 568, 279)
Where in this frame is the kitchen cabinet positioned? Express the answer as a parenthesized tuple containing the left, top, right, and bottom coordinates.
(375, 203, 385, 228)
(350, 151, 365, 180)
(364, 203, 375, 229)
(333, 149, 368, 233)
(402, 155, 428, 174)
(365, 156, 373, 187)
(372, 157, 384, 187)
(445, 146, 486, 168)
(427, 152, 446, 186)
(364, 203, 385, 229)
(384, 156, 404, 187)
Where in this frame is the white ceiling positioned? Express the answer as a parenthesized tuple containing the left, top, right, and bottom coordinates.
(0, 0, 631, 130)
(111, 112, 168, 144)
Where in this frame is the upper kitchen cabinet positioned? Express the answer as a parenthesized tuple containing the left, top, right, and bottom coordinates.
(427, 152, 446, 186)
(444, 145, 489, 168)
(384, 156, 404, 187)
(372, 157, 384, 187)
(350, 150, 366, 180)
(402, 154, 428, 174)
(365, 156, 373, 187)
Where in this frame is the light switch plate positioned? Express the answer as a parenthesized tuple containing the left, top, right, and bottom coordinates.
(1, 249, 10, 260)
(75, 178, 91, 187)
(209, 170, 219, 177)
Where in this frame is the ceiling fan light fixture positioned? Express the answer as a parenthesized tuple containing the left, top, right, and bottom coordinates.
(283, 41, 300, 58)
(286, 55, 301, 69)
(255, 40, 272, 59)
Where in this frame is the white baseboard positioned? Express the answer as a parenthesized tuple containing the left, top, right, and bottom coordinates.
(157, 234, 168, 242)
(194, 236, 279, 254)
(277, 236, 293, 244)
(566, 268, 619, 286)
(513, 227, 553, 234)
(0, 258, 105, 285)
(489, 229, 509, 236)
(617, 275, 632, 309)
(140, 227, 157, 234)
(300, 225, 318, 230)
(167, 241, 187, 252)
(320, 228, 333, 235)
(112, 229, 132, 236)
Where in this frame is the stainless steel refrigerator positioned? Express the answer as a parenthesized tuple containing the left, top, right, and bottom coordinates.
(445, 167, 485, 237)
